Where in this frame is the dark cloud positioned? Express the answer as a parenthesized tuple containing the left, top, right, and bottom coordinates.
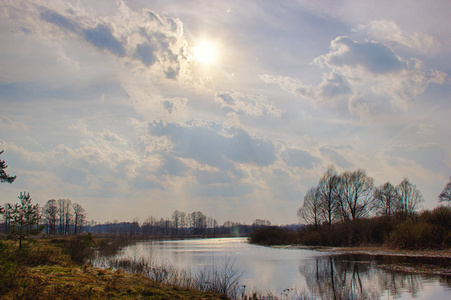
(165, 66, 180, 79)
(40, 9, 79, 33)
(83, 25, 126, 57)
(157, 155, 189, 176)
(216, 93, 235, 105)
(162, 100, 174, 113)
(282, 148, 320, 169)
(149, 121, 277, 168)
(323, 36, 407, 74)
(320, 147, 352, 169)
(319, 72, 351, 98)
(135, 43, 157, 66)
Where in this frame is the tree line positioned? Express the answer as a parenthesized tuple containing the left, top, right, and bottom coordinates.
(87, 211, 271, 237)
(297, 165, 424, 227)
(250, 166, 451, 249)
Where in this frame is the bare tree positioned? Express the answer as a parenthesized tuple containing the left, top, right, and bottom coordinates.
(43, 199, 58, 234)
(374, 182, 398, 219)
(73, 203, 86, 234)
(171, 210, 183, 235)
(179, 211, 188, 235)
(395, 178, 423, 217)
(252, 219, 271, 227)
(337, 169, 375, 221)
(57, 199, 72, 234)
(298, 187, 321, 228)
(317, 165, 340, 225)
(190, 211, 207, 235)
(438, 177, 451, 205)
(64, 199, 72, 234)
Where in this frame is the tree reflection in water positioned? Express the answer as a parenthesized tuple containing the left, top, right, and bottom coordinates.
(299, 254, 440, 300)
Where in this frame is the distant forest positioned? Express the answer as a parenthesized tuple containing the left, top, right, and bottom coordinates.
(1, 196, 277, 238)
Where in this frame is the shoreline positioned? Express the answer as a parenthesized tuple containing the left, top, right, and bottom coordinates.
(272, 244, 451, 276)
(273, 244, 451, 258)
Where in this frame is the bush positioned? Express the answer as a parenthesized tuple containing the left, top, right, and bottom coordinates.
(249, 226, 298, 245)
(248, 206, 451, 250)
(389, 220, 444, 249)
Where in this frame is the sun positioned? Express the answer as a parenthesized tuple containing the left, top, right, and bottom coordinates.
(193, 40, 218, 65)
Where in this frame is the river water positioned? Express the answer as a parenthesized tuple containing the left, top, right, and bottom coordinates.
(105, 237, 451, 299)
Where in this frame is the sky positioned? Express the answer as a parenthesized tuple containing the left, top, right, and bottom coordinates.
(1, 0, 450, 225)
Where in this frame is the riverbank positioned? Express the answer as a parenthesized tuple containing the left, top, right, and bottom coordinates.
(274, 244, 451, 258)
(0, 238, 228, 299)
(273, 244, 451, 276)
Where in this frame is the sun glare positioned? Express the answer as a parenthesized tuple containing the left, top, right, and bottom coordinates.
(193, 41, 218, 65)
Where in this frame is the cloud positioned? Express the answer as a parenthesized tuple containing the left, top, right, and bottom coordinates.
(157, 155, 189, 177)
(355, 19, 440, 54)
(315, 36, 407, 74)
(386, 144, 450, 175)
(260, 71, 351, 106)
(39, 9, 79, 33)
(149, 121, 277, 169)
(0, 115, 29, 131)
(9, 1, 191, 81)
(417, 124, 436, 136)
(281, 148, 320, 169)
(135, 43, 157, 66)
(215, 91, 282, 118)
(83, 24, 126, 57)
(315, 36, 447, 110)
(320, 147, 352, 169)
(262, 36, 447, 113)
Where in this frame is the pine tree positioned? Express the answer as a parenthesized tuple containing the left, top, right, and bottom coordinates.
(7, 192, 43, 250)
(0, 150, 16, 184)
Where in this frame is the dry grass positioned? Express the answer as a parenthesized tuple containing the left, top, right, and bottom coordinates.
(0, 238, 228, 300)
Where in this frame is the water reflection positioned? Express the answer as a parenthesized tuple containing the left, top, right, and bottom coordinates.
(94, 238, 451, 299)
(301, 254, 450, 300)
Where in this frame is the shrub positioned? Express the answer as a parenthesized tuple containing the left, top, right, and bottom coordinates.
(389, 220, 443, 249)
(249, 226, 298, 245)
(50, 233, 96, 264)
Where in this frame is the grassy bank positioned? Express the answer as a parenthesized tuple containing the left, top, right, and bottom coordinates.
(0, 236, 228, 299)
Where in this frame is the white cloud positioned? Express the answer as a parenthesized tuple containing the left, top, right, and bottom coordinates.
(315, 36, 447, 110)
(262, 36, 447, 113)
(355, 19, 440, 55)
(215, 91, 282, 118)
(259, 71, 351, 106)
(1, 0, 450, 223)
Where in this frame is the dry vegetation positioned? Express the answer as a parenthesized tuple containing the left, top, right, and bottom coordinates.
(0, 236, 228, 300)
(250, 206, 451, 251)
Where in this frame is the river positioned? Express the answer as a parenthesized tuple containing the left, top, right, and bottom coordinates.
(101, 237, 451, 299)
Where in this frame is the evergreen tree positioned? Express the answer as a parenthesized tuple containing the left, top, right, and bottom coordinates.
(0, 150, 16, 184)
(7, 192, 43, 250)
